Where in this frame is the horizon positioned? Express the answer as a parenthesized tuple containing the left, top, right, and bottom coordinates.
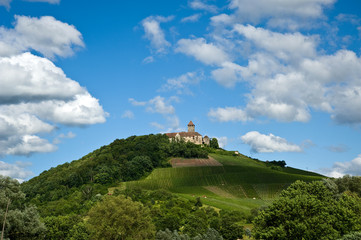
(1, 0, 361, 182)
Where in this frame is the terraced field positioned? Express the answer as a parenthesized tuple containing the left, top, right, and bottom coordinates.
(121, 152, 324, 212)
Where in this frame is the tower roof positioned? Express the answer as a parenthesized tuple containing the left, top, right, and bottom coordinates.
(188, 121, 195, 126)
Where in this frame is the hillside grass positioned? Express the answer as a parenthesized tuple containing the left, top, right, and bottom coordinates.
(119, 152, 325, 213)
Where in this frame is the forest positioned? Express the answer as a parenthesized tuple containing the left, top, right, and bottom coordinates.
(1, 134, 361, 239)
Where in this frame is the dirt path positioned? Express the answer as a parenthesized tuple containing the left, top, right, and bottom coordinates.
(171, 156, 222, 167)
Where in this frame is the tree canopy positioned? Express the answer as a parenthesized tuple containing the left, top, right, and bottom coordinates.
(253, 180, 361, 240)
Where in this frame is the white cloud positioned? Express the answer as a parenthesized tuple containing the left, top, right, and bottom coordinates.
(211, 62, 244, 88)
(25, 0, 60, 3)
(203, 20, 361, 125)
(147, 96, 175, 115)
(0, 53, 107, 156)
(129, 98, 147, 106)
(0, 161, 33, 183)
(5, 135, 57, 156)
(141, 16, 173, 54)
(159, 71, 203, 94)
(0, 15, 84, 58)
(53, 131, 76, 144)
(150, 122, 165, 130)
(181, 14, 202, 23)
(142, 56, 154, 64)
(208, 107, 251, 122)
(229, 0, 335, 29)
(241, 131, 302, 153)
(0, 52, 85, 103)
(176, 38, 230, 65)
(189, 0, 218, 13)
(214, 136, 228, 148)
(320, 154, 361, 178)
(121, 110, 135, 119)
(0, 0, 11, 9)
(233, 24, 317, 61)
(130, 96, 175, 115)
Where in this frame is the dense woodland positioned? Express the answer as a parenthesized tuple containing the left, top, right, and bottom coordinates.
(2, 134, 361, 239)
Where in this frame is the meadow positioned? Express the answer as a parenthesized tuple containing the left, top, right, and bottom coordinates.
(120, 152, 324, 212)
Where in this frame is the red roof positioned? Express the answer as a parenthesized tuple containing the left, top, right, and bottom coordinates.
(188, 121, 195, 126)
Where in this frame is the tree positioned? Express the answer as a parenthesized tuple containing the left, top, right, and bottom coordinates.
(210, 138, 219, 149)
(338, 232, 361, 240)
(0, 175, 45, 240)
(253, 180, 361, 240)
(87, 195, 155, 240)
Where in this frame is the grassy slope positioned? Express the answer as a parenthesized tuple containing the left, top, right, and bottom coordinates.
(120, 153, 324, 213)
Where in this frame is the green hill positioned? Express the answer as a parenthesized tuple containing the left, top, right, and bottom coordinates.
(121, 152, 324, 212)
(21, 134, 324, 216)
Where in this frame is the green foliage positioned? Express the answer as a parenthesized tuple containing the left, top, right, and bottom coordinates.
(334, 175, 361, 197)
(219, 210, 245, 240)
(156, 228, 223, 240)
(266, 160, 286, 168)
(21, 134, 213, 218)
(42, 214, 86, 240)
(253, 180, 361, 240)
(87, 195, 155, 240)
(339, 232, 361, 240)
(210, 138, 219, 149)
(0, 175, 45, 240)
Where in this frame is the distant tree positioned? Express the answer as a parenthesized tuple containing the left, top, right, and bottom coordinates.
(253, 180, 361, 240)
(334, 175, 361, 197)
(87, 195, 155, 240)
(0, 175, 45, 240)
(338, 232, 361, 240)
(210, 138, 219, 149)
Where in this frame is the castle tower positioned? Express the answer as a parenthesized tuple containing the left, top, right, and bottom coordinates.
(188, 121, 195, 132)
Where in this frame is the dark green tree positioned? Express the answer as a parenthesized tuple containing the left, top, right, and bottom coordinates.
(210, 138, 219, 149)
(253, 180, 361, 240)
(87, 195, 155, 240)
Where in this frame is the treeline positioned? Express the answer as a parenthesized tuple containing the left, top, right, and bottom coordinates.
(20, 134, 209, 216)
(4, 175, 361, 239)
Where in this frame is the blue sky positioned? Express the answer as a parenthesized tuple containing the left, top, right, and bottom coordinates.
(1, 0, 361, 182)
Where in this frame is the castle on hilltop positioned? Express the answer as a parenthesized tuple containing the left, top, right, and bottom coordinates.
(166, 121, 210, 145)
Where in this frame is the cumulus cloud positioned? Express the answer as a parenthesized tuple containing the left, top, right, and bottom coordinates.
(175, 38, 230, 66)
(142, 15, 173, 54)
(203, 20, 361, 125)
(159, 71, 204, 94)
(147, 96, 175, 115)
(208, 107, 251, 122)
(241, 131, 302, 153)
(233, 24, 317, 61)
(189, 0, 218, 13)
(229, 0, 335, 29)
(130, 96, 175, 115)
(0, 15, 84, 58)
(0, 53, 107, 156)
(320, 154, 361, 178)
(0, 161, 33, 183)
